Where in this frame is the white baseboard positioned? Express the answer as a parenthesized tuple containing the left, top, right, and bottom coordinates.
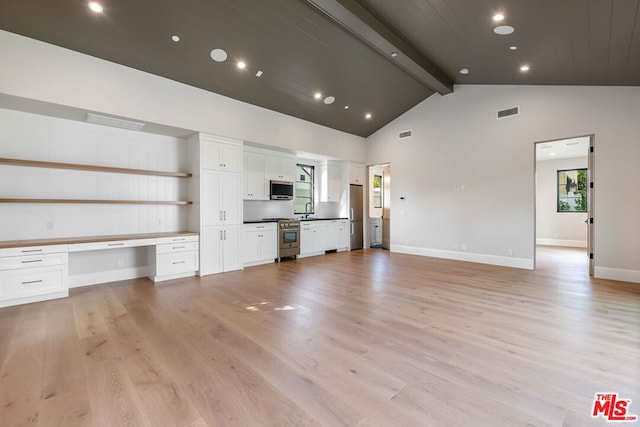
(69, 267, 149, 288)
(594, 267, 640, 284)
(536, 238, 587, 248)
(0, 290, 68, 308)
(391, 245, 534, 270)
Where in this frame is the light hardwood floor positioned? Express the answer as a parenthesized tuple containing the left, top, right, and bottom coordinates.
(0, 247, 638, 426)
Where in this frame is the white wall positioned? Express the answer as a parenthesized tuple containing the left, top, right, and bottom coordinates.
(0, 108, 188, 241)
(367, 85, 640, 282)
(0, 30, 366, 162)
(536, 156, 588, 247)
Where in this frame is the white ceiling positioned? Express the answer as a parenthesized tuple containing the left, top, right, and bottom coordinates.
(536, 136, 590, 161)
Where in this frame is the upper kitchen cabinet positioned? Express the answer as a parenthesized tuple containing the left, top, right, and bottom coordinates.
(243, 151, 266, 200)
(201, 135, 242, 172)
(265, 154, 295, 182)
(243, 146, 296, 200)
(318, 161, 342, 202)
(349, 162, 366, 186)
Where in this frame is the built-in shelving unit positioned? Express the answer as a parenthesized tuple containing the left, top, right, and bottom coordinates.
(0, 198, 192, 205)
(0, 158, 192, 178)
(0, 157, 193, 205)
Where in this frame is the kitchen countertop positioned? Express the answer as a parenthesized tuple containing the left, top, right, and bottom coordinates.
(300, 217, 348, 221)
(243, 217, 348, 224)
(0, 231, 199, 249)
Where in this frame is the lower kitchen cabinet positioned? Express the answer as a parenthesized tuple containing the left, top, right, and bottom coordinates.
(0, 244, 69, 308)
(300, 221, 328, 257)
(242, 223, 277, 267)
(151, 235, 199, 282)
(200, 225, 242, 275)
(327, 220, 349, 251)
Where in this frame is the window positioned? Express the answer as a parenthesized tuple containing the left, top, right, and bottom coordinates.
(373, 174, 382, 208)
(294, 164, 314, 214)
(557, 168, 587, 212)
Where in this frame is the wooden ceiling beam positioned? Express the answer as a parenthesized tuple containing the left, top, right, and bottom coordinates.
(305, 0, 454, 95)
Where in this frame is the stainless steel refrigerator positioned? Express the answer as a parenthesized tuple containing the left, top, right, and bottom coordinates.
(350, 184, 363, 250)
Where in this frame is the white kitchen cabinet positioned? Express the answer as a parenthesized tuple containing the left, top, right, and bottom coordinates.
(349, 163, 366, 185)
(327, 220, 350, 251)
(202, 170, 241, 226)
(243, 151, 267, 200)
(242, 223, 277, 266)
(202, 138, 242, 172)
(151, 235, 199, 282)
(0, 245, 69, 308)
(201, 225, 241, 275)
(265, 154, 295, 182)
(318, 162, 342, 202)
(300, 221, 328, 257)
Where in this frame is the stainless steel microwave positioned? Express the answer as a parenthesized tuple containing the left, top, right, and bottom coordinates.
(270, 180, 294, 200)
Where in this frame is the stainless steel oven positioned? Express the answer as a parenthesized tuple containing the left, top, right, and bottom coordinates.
(278, 219, 300, 261)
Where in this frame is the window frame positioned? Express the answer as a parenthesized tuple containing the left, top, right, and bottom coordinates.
(294, 163, 315, 214)
(557, 168, 587, 213)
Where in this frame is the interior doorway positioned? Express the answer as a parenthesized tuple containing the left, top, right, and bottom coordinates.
(534, 135, 594, 274)
(367, 163, 390, 249)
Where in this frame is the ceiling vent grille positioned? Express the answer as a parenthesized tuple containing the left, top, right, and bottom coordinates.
(85, 113, 145, 131)
(398, 130, 413, 140)
(497, 106, 519, 119)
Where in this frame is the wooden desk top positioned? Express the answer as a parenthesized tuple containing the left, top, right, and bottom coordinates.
(0, 231, 199, 249)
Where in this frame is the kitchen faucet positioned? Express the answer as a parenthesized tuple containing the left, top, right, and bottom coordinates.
(304, 201, 312, 219)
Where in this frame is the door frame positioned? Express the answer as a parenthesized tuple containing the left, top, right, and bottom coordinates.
(533, 134, 595, 273)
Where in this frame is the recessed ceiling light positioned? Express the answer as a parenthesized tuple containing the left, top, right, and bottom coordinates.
(459, 68, 469, 75)
(520, 65, 530, 72)
(210, 48, 228, 62)
(237, 61, 247, 69)
(324, 96, 335, 105)
(88, 1, 103, 13)
(509, 46, 518, 50)
(171, 35, 180, 42)
(344, 106, 350, 110)
(314, 92, 322, 100)
(494, 25, 515, 35)
(255, 70, 263, 77)
(492, 13, 505, 22)
(390, 52, 398, 58)
(365, 113, 372, 120)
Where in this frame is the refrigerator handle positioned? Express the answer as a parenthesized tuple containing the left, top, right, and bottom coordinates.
(350, 208, 354, 219)
(351, 223, 354, 235)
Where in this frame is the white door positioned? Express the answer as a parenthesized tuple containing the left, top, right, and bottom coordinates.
(202, 141, 222, 170)
(244, 151, 265, 200)
(326, 221, 339, 250)
(261, 229, 278, 260)
(221, 172, 242, 223)
(381, 164, 391, 249)
(300, 226, 314, 255)
(200, 226, 222, 275)
(242, 230, 260, 264)
(221, 143, 242, 173)
(222, 225, 242, 272)
(202, 170, 222, 226)
(588, 135, 595, 276)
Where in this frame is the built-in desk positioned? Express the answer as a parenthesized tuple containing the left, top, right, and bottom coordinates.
(0, 232, 199, 308)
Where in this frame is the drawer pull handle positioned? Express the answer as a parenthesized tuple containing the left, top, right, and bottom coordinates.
(172, 261, 186, 265)
(172, 246, 186, 250)
(256, 226, 265, 229)
(21, 259, 43, 264)
(108, 243, 124, 247)
(22, 280, 43, 285)
(173, 238, 186, 242)
(21, 249, 43, 253)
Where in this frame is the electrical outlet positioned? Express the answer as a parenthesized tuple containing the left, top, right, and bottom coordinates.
(117, 259, 124, 268)
(461, 244, 468, 251)
(508, 248, 513, 257)
(157, 218, 162, 227)
(454, 243, 460, 250)
(46, 221, 54, 230)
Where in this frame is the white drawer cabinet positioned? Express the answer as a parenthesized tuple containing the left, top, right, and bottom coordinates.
(300, 221, 328, 257)
(68, 238, 157, 252)
(0, 246, 68, 308)
(151, 236, 199, 282)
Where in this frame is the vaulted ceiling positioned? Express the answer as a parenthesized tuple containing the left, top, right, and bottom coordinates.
(1, 0, 639, 137)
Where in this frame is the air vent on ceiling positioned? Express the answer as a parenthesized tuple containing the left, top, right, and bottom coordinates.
(85, 113, 145, 131)
(497, 106, 519, 119)
(398, 130, 413, 140)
